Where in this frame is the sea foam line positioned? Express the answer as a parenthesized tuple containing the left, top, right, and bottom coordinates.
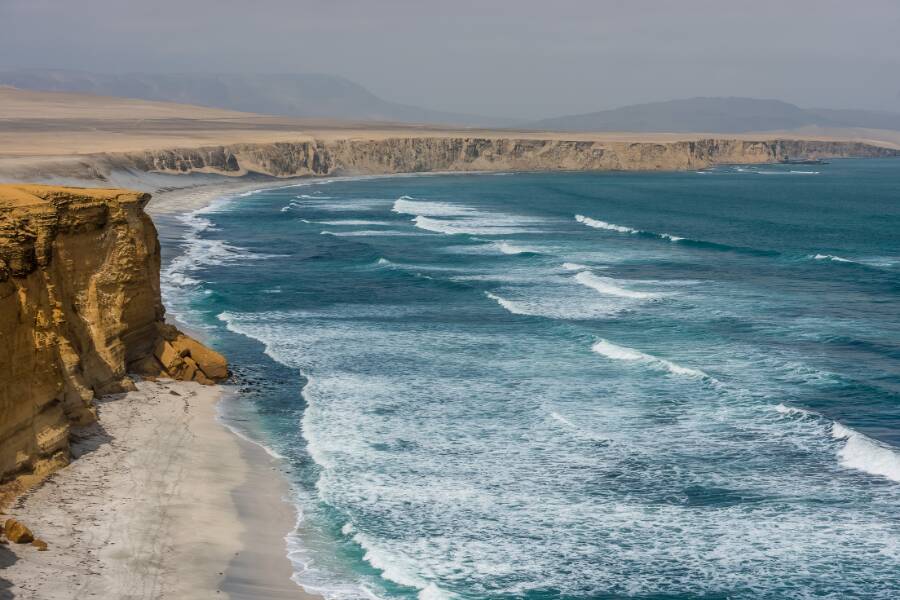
(591, 339, 712, 380)
(812, 253, 854, 264)
(575, 214, 683, 244)
(575, 214, 779, 256)
(485, 291, 529, 316)
(575, 214, 639, 234)
(832, 423, 900, 483)
(352, 532, 455, 600)
(776, 404, 900, 483)
(493, 241, 538, 255)
(574, 271, 659, 299)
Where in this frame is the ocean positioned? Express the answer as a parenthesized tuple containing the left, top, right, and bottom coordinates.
(156, 159, 900, 599)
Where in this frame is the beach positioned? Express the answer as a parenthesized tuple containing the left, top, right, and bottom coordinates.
(1, 85, 899, 599)
(0, 373, 316, 599)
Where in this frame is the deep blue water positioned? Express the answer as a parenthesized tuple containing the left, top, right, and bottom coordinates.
(157, 160, 900, 600)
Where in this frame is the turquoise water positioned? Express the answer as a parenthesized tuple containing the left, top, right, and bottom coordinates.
(158, 160, 900, 599)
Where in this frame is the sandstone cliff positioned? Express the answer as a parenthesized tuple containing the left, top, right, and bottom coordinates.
(2, 136, 896, 184)
(0, 185, 228, 493)
(116, 137, 899, 178)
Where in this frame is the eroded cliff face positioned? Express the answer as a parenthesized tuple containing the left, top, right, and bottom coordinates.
(117, 137, 899, 178)
(0, 185, 227, 491)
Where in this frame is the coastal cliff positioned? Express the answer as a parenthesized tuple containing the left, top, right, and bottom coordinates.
(0, 185, 228, 494)
(1, 136, 896, 184)
(118, 137, 899, 178)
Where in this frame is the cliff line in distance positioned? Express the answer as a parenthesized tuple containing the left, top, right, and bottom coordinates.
(7, 136, 899, 184)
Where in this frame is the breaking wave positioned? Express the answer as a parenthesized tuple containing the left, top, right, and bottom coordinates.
(591, 339, 712, 380)
(493, 241, 539, 255)
(575, 214, 639, 234)
(812, 254, 854, 263)
(833, 423, 900, 482)
(576, 214, 777, 256)
(776, 404, 900, 483)
(573, 271, 660, 299)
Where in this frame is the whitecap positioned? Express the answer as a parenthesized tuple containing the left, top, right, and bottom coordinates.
(393, 196, 476, 217)
(660, 233, 685, 242)
(411, 215, 532, 236)
(832, 423, 900, 483)
(812, 254, 854, 263)
(353, 532, 454, 600)
(774, 403, 816, 418)
(317, 219, 393, 226)
(321, 230, 424, 237)
(561, 262, 590, 271)
(591, 339, 711, 380)
(485, 291, 530, 315)
(575, 214, 639, 234)
(573, 271, 659, 299)
(493, 241, 538, 255)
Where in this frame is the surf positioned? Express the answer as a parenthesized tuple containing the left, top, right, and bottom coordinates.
(591, 339, 712, 380)
(573, 271, 660, 299)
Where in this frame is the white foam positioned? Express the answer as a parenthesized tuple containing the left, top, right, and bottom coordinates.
(317, 220, 393, 226)
(493, 241, 537, 255)
(575, 214, 639, 234)
(353, 532, 454, 600)
(774, 403, 816, 418)
(832, 423, 900, 482)
(561, 262, 589, 271)
(485, 292, 529, 315)
(321, 230, 423, 237)
(573, 271, 658, 299)
(393, 196, 476, 217)
(813, 254, 853, 263)
(411, 215, 538, 236)
(550, 411, 578, 429)
(661, 233, 685, 242)
(574, 214, 693, 244)
(592, 339, 711, 380)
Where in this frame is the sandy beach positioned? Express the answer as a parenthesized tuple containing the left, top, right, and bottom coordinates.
(0, 379, 318, 600)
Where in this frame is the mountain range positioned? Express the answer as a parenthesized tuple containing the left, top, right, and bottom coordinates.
(530, 97, 900, 133)
(0, 69, 511, 127)
(2, 69, 899, 133)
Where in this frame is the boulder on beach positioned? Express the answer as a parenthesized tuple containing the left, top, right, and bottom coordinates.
(4, 518, 34, 544)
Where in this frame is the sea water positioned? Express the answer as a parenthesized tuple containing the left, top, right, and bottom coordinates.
(156, 160, 900, 599)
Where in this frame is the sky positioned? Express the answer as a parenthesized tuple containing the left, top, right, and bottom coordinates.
(1, 0, 898, 119)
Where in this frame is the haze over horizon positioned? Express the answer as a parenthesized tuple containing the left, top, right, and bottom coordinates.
(1, 0, 898, 120)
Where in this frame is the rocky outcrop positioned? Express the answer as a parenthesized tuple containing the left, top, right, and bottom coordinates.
(3, 518, 34, 544)
(115, 137, 900, 178)
(0, 185, 228, 492)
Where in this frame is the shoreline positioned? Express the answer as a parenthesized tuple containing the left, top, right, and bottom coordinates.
(1, 174, 323, 599)
(0, 379, 319, 600)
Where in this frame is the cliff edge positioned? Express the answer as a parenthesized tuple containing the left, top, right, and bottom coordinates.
(0, 185, 227, 497)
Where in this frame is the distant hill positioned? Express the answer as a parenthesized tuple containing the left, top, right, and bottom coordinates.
(530, 97, 900, 133)
(0, 69, 512, 127)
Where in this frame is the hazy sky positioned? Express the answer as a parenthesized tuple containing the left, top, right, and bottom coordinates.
(1, 0, 898, 118)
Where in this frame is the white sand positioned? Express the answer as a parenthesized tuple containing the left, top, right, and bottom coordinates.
(0, 380, 318, 599)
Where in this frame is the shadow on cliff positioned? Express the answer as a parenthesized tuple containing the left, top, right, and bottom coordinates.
(68, 399, 121, 462)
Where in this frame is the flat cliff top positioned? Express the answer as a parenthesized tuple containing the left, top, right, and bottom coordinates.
(0, 184, 147, 210)
(1, 87, 898, 159)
